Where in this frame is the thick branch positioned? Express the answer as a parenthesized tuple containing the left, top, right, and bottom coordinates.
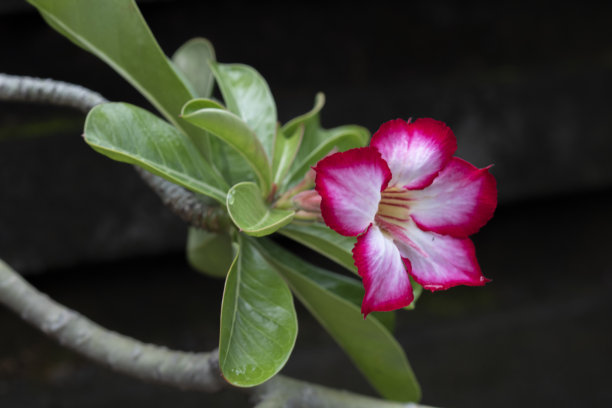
(252, 376, 432, 408)
(0, 73, 214, 230)
(0, 73, 106, 113)
(0, 259, 226, 392)
(0, 259, 432, 407)
(134, 167, 228, 231)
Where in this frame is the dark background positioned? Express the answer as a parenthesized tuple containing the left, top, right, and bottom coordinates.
(1, 1, 611, 407)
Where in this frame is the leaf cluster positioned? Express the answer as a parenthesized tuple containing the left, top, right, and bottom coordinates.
(28, 0, 421, 401)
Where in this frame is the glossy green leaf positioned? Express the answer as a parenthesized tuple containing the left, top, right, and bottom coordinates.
(180, 99, 253, 187)
(84, 103, 227, 203)
(28, 0, 202, 140)
(280, 222, 357, 274)
(219, 237, 297, 387)
(172, 37, 216, 98)
(186, 227, 234, 278)
(182, 103, 272, 194)
(256, 239, 421, 402)
(272, 124, 303, 187)
(227, 182, 294, 237)
(182, 98, 225, 114)
(210, 62, 277, 158)
(288, 124, 370, 186)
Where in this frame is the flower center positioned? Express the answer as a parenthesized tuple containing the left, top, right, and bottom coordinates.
(376, 188, 412, 224)
(375, 188, 429, 257)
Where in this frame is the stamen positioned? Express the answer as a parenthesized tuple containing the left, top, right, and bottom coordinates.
(377, 188, 412, 220)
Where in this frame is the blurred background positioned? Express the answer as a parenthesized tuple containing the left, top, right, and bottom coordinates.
(1, 1, 611, 407)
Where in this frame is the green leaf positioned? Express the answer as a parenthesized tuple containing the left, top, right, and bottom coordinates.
(256, 239, 421, 402)
(272, 124, 303, 187)
(281, 93, 368, 185)
(172, 37, 216, 98)
(186, 227, 234, 278)
(280, 222, 357, 274)
(180, 99, 254, 187)
(28, 0, 201, 140)
(227, 182, 294, 237)
(182, 98, 226, 114)
(84, 103, 227, 203)
(219, 236, 298, 387)
(182, 102, 272, 194)
(288, 124, 370, 186)
(210, 62, 277, 158)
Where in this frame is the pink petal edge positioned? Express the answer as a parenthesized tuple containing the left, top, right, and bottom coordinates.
(410, 157, 498, 238)
(353, 225, 414, 317)
(394, 223, 490, 291)
(314, 147, 391, 236)
(370, 118, 457, 190)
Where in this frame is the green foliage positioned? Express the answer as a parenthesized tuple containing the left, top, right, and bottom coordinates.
(272, 125, 303, 187)
(27, 0, 212, 155)
(256, 239, 421, 402)
(219, 237, 297, 386)
(182, 102, 272, 194)
(210, 63, 277, 159)
(187, 227, 234, 278)
(227, 182, 294, 237)
(29, 0, 423, 400)
(84, 103, 227, 203)
(283, 94, 370, 186)
(280, 222, 358, 273)
(171, 37, 216, 98)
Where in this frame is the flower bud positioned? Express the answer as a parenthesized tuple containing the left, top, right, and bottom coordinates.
(292, 189, 322, 213)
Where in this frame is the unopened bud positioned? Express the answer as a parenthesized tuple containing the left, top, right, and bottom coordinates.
(292, 189, 322, 213)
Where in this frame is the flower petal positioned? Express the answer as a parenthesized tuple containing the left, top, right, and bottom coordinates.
(353, 225, 414, 317)
(393, 222, 489, 291)
(370, 118, 457, 190)
(410, 157, 497, 237)
(314, 147, 391, 236)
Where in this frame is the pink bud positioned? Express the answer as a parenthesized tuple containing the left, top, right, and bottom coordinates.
(292, 190, 322, 213)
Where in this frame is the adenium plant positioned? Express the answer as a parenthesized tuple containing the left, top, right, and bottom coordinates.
(11, 0, 497, 404)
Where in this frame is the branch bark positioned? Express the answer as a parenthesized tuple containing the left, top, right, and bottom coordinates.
(0, 259, 430, 408)
(0, 258, 225, 392)
(0, 73, 106, 113)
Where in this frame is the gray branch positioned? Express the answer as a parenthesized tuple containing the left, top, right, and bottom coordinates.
(0, 73, 106, 113)
(252, 376, 432, 408)
(0, 73, 215, 230)
(0, 258, 225, 392)
(0, 259, 431, 408)
(134, 167, 227, 231)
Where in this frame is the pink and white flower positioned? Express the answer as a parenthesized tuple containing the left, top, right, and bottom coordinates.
(314, 118, 497, 317)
